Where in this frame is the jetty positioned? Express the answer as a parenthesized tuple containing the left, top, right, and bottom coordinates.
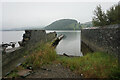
(51, 34, 64, 47)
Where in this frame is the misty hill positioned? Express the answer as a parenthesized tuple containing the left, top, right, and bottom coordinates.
(44, 19, 80, 30)
(80, 21, 93, 28)
(2, 26, 44, 31)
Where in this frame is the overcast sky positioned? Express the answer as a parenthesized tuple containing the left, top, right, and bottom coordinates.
(2, 2, 118, 28)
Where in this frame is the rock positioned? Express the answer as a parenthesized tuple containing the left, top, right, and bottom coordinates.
(18, 41, 23, 46)
(63, 53, 69, 57)
(26, 66, 33, 70)
(41, 67, 51, 71)
(23, 33, 31, 38)
(16, 63, 22, 67)
(17, 69, 32, 77)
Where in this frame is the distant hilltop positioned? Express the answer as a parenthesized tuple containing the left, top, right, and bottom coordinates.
(44, 19, 81, 30)
(1, 19, 81, 31)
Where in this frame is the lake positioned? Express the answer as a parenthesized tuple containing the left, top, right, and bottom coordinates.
(47, 30, 82, 56)
(1, 30, 82, 56)
(1, 31, 25, 48)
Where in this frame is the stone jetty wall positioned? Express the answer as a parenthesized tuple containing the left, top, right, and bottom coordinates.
(19, 30, 56, 46)
(81, 24, 120, 57)
(2, 30, 57, 76)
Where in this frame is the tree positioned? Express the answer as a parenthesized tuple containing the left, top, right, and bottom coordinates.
(92, 5, 108, 26)
(107, 3, 120, 24)
(92, 2, 120, 27)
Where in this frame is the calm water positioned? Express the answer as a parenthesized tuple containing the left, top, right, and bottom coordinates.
(1, 30, 82, 56)
(47, 30, 82, 56)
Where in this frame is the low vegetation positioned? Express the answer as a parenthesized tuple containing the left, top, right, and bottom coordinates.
(24, 43, 57, 68)
(6, 43, 57, 77)
(57, 52, 120, 78)
(6, 43, 119, 78)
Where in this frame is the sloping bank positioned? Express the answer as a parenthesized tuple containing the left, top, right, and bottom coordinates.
(2, 30, 57, 77)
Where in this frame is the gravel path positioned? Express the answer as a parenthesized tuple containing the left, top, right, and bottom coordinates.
(27, 63, 82, 78)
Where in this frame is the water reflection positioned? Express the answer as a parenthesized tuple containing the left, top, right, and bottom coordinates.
(56, 31, 82, 56)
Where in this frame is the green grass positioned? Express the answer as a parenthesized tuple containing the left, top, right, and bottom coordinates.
(6, 70, 19, 78)
(24, 45, 119, 78)
(25, 43, 57, 68)
(6, 43, 57, 78)
(6, 43, 119, 79)
(57, 52, 120, 78)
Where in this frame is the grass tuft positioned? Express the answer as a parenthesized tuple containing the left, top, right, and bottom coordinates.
(57, 52, 120, 78)
(25, 43, 57, 68)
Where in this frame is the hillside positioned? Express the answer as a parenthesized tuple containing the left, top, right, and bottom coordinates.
(44, 19, 80, 30)
(80, 21, 93, 28)
(2, 26, 44, 31)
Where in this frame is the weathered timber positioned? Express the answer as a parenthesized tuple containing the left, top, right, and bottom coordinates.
(52, 34, 64, 47)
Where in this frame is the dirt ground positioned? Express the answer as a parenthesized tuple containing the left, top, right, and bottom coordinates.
(27, 63, 82, 78)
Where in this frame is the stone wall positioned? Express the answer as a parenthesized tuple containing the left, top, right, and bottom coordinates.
(2, 30, 57, 76)
(18, 30, 57, 46)
(2, 48, 26, 77)
(81, 24, 120, 58)
(47, 32, 57, 42)
(29, 30, 47, 44)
